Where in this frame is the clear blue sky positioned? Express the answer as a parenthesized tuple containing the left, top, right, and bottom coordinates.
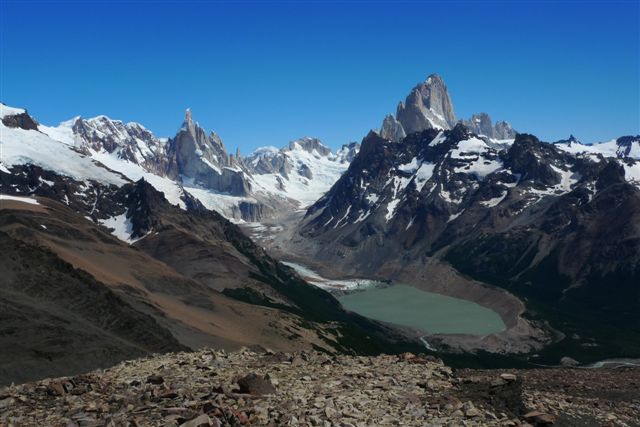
(1, 1, 638, 153)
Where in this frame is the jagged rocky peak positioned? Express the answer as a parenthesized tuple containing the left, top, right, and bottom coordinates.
(71, 115, 165, 157)
(461, 113, 517, 140)
(396, 73, 457, 133)
(175, 108, 229, 166)
(379, 114, 406, 142)
(170, 109, 250, 195)
(181, 108, 196, 133)
(381, 75, 516, 141)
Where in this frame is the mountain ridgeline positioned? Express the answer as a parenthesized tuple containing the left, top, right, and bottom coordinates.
(1, 72, 640, 382)
(2, 103, 358, 222)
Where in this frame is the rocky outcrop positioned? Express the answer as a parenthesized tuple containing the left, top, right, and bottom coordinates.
(462, 113, 516, 140)
(379, 114, 407, 142)
(494, 120, 517, 140)
(396, 74, 457, 133)
(248, 147, 293, 177)
(1, 111, 38, 130)
(2, 349, 638, 426)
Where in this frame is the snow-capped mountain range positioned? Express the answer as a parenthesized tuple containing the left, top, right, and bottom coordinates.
(301, 127, 640, 242)
(1, 103, 357, 222)
(2, 73, 639, 360)
(1, 72, 638, 239)
(245, 138, 358, 207)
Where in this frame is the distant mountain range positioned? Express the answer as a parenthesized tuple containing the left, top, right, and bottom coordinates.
(2, 103, 357, 222)
(1, 73, 639, 380)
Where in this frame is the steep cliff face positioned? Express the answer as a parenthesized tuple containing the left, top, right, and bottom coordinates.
(169, 110, 251, 195)
(396, 74, 457, 133)
(379, 114, 407, 142)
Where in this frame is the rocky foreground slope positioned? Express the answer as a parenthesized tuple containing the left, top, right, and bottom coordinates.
(1, 349, 638, 427)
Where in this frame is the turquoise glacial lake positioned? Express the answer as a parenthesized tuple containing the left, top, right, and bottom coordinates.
(339, 285, 506, 335)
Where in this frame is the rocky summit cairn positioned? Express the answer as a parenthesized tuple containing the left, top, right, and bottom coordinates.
(1, 349, 638, 426)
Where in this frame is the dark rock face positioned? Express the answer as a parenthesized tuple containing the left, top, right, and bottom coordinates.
(503, 133, 565, 186)
(2, 112, 38, 130)
(0, 163, 125, 221)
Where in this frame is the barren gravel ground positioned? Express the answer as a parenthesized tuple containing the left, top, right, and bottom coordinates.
(1, 349, 638, 426)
